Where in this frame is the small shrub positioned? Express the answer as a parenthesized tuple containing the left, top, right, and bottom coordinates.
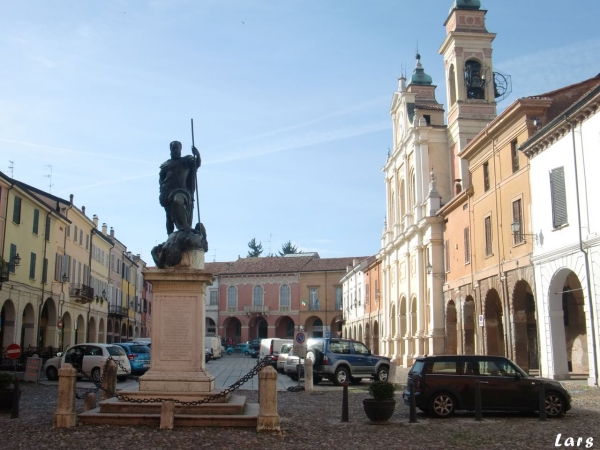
(368, 380, 396, 401)
(0, 372, 15, 391)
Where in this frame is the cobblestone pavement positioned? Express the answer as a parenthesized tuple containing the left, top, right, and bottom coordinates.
(1, 378, 599, 450)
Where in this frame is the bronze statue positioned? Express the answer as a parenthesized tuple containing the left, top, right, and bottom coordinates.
(159, 141, 200, 235)
(152, 140, 208, 269)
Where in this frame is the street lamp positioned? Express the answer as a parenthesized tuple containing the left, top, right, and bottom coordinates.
(0, 253, 21, 289)
(510, 220, 538, 243)
(426, 262, 445, 280)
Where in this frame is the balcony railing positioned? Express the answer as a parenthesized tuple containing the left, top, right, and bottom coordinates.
(108, 305, 129, 317)
(244, 305, 269, 314)
(69, 283, 94, 303)
(226, 306, 237, 313)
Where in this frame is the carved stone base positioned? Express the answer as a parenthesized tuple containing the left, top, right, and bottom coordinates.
(138, 370, 215, 393)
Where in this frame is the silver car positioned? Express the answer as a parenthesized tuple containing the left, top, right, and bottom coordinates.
(276, 344, 293, 373)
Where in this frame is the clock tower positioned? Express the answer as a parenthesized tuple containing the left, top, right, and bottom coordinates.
(439, 0, 497, 190)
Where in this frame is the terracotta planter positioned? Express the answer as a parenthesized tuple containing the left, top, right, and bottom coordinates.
(363, 398, 396, 422)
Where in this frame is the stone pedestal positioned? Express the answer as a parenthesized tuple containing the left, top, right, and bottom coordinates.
(139, 258, 215, 393)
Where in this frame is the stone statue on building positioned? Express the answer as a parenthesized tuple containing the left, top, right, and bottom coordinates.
(152, 141, 208, 269)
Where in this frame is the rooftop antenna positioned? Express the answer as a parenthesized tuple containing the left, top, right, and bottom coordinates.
(212, 249, 216, 262)
(44, 165, 54, 193)
(266, 233, 276, 256)
(8, 161, 14, 178)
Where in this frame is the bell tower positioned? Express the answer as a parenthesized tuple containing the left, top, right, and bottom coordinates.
(439, 0, 497, 190)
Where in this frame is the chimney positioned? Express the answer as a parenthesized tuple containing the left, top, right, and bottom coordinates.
(352, 258, 358, 267)
(102, 223, 108, 234)
(92, 214, 99, 228)
(82, 206, 86, 215)
(69, 194, 74, 206)
(110, 227, 114, 238)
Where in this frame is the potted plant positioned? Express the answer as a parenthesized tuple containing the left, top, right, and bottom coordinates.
(363, 380, 396, 422)
(0, 371, 17, 411)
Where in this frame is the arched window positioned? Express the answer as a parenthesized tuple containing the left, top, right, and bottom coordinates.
(253, 285, 264, 306)
(280, 284, 290, 309)
(227, 286, 237, 309)
(448, 64, 457, 105)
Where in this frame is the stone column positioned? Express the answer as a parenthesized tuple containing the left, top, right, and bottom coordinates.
(257, 366, 281, 433)
(139, 256, 216, 393)
(53, 363, 77, 428)
(305, 358, 313, 392)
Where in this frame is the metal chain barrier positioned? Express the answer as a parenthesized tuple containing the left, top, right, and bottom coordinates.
(75, 356, 273, 405)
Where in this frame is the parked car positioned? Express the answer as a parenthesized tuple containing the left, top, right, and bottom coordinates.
(403, 355, 572, 418)
(226, 343, 250, 355)
(126, 339, 151, 349)
(307, 338, 390, 386)
(205, 336, 222, 359)
(284, 348, 309, 382)
(260, 338, 293, 369)
(205, 347, 213, 363)
(277, 344, 293, 373)
(250, 348, 260, 358)
(43, 343, 131, 382)
(115, 342, 151, 375)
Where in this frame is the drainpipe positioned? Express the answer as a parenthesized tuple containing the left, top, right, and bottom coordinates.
(565, 115, 598, 386)
(36, 210, 51, 349)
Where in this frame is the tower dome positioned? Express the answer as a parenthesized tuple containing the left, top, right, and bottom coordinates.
(453, 0, 481, 10)
(409, 53, 432, 86)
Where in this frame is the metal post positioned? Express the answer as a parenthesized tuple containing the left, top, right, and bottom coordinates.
(10, 377, 20, 419)
(409, 378, 417, 423)
(341, 382, 349, 422)
(475, 380, 482, 421)
(539, 381, 547, 421)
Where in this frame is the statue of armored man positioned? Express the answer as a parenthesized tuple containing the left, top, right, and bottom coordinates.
(151, 140, 208, 269)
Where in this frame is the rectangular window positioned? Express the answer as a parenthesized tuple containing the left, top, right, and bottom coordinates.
(365, 283, 370, 305)
(511, 140, 520, 173)
(210, 290, 218, 306)
(33, 209, 40, 234)
(464, 227, 471, 264)
(79, 230, 83, 245)
(45, 215, 51, 241)
(485, 216, 493, 256)
(9, 244, 17, 273)
(335, 287, 343, 310)
(512, 199, 524, 245)
(42, 258, 48, 284)
(550, 167, 568, 228)
(85, 234, 89, 250)
(13, 196, 21, 224)
(29, 252, 37, 279)
(309, 288, 320, 310)
(66, 225, 71, 238)
(74, 226, 78, 243)
(445, 240, 450, 273)
(227, 287, 237, 308)
(483, 162, 490, 192)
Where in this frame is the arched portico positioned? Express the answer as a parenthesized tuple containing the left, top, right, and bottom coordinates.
(484, 289, 505, 357)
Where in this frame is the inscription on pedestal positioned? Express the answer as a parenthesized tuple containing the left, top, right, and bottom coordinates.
(160, 297, 194, 361)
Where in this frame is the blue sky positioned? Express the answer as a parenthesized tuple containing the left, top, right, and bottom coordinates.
(1, 1, 599, 264)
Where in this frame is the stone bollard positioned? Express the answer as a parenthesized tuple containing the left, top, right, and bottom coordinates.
(53, 363, 77, 428)
(257, 366, 281, 434)
(160, 401, 175, 430)
(305, 358, 313, 392)
(83, 392, 97, 412)
(101, 360, 118, 401)
(388, 358, 397, 384)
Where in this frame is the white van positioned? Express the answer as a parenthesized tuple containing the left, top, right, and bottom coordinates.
(205, 336, 222, 359)
(259, 338, 293, 365)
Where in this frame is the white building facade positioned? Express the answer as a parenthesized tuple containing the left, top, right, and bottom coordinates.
(342, 259, 367, 342)
(522, 82, 600, 386)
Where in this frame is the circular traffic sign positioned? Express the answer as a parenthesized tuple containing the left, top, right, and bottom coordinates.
(6, 343, 21, 360)
(57, 320, 63, 330)
(295, 332, 306, 344)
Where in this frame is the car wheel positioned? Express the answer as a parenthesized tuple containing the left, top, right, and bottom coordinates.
(290, 375, 298, 381)
(244, 351, 249, 356)
(333, 366, 350, 386)
(545, 392, 566, 418)
(313, 375, 323, 385)
(46, 366, 58, 381)
(375, 366, 389, 382)
(350, 377, 363, 385)
(306, 349, 323, 366)
(227, 351, 232, 355)
(117, 376, 128, 382)
(91, 367, 101, 383)
(429, 392, 456, 418)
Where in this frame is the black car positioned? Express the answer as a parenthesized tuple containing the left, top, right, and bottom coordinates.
(404, 355, 571, 418)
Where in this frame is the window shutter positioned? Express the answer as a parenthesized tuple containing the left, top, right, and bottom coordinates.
(45, 215, 51, 241)
(13, 197, 21, 224)
(30, 253, 37, 279)
(42, 258, 48, 284)
(485, 216, 493, 256)
(33, 209, 40, 234)
(464, 227, 470, 264)
(550, 167, 568, 228)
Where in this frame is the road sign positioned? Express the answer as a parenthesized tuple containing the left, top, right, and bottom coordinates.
(57, 320, 63, 330)
(293, 331, 307, 358)
(6, 343, 21, 360)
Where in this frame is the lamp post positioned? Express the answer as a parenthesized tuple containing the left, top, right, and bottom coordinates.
(0, 253, 21, 289)
(510, 220, 538, 243)
(59, 273, 68, 350)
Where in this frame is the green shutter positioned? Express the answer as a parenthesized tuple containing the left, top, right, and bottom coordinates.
(550, 167, 568, 228)
(13, 197, 21, 224)
(33, 209, 39, 234)
(30, 253, 36, 279)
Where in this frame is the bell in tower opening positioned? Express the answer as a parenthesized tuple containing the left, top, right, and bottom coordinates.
(464, 60, 486, 99)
